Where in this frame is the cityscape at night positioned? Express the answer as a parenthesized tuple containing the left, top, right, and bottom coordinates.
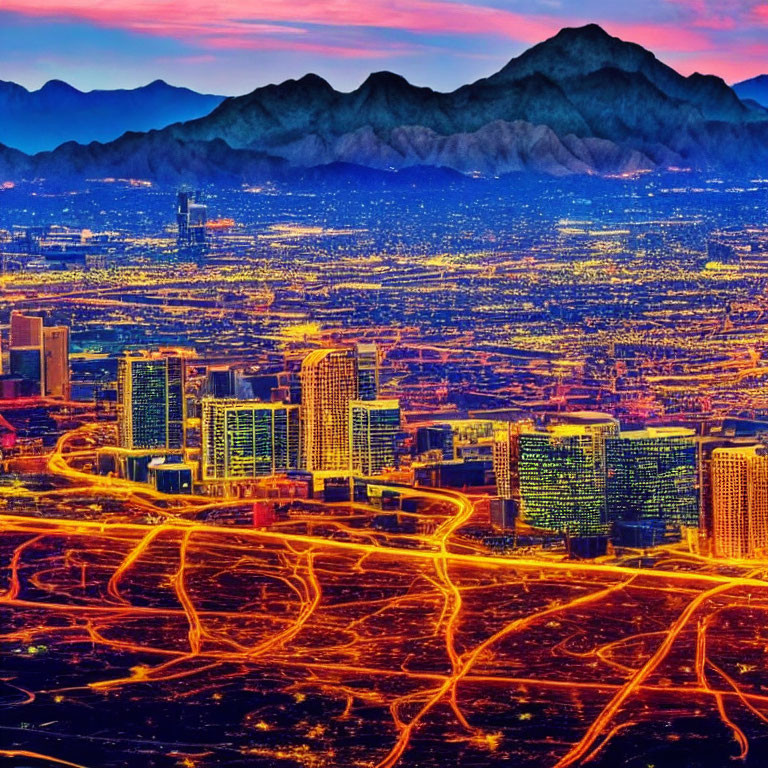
(4, 3, 768, 767)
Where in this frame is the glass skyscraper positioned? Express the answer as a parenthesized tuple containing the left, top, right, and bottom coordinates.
(519, 419, 618, 535)
(117, 353, 185, 450)
(606, 427, 698, 527)
(349, 399, 400, 476)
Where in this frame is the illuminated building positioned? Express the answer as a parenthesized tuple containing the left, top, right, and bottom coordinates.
(356, 343, 379, 400)
(605, 427, 698, 527)
(416, 420, 497, 461)
(117, 352, 186, 451)
(349, 399, 400, 476)
(300, 348, 358, 472)
(201, 398, 300, 480)
(711, 445, 768, 559)
(518, 415, 618, 535)
(493, 422, 526, 501)
(176, 190, 207, 248)
(10, 311, 42, 347)
(9, 311, 69, 398)
(42, 326, 70, 399)
(416, 424, 454, 460)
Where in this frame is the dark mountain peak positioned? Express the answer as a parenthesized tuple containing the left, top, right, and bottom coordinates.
(553, 23, 613, 42)
(359, 71, 413, 91)
(294, 73, 334, 91)
(39, 79, 80, 94)
(144, 79, 171, 90)
(736, 74, 768, 87)
(0, 80, 29, 95)
(733, 74, 768, 108)
(493, 23, 656, 84)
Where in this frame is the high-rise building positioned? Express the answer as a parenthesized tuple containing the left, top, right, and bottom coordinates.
(10, 311, 43, 347)
(356, 343, 379, 401)
(43, 326, 70, 399)
(711, 446, 768, 559)
(117, 352, 186, 451)
(493, 423, 526, 501)
(300, 348, 358, 472)
(416, 424, 454, 460)
(204, 367, 238, 398)
(606, 427, 698, 527)
(201, 398, 300, 480)
(176, 190, 207, 248)
(518, 416, 618, 535)
(349, 399, 400, 476)
(9, 311, 69, 398)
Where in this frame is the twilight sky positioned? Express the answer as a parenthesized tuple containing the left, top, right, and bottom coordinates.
(1, 0, 766, 94)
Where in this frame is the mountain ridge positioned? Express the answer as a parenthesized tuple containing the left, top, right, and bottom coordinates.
(0, 80, 226, 154)
(733, 74, 768, 108)
(2, 24, 768, 183)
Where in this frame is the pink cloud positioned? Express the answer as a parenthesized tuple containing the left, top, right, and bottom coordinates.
(0, 0, 733, 65)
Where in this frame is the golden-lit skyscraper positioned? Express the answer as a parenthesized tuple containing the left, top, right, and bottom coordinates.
(117, 352, 186, 451)
(711, 445, 768, 559)
(301, 348, 358, 472)
(9, 311, 69, 398)
(42, 326, 70, 399)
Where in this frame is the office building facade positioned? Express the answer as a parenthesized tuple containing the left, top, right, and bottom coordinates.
(201, 398, 300, 480)
(349, 399, 400, 476)
(606, 427, 698, 526)
(711, 446, 768, 559)
(117, 353, 186, 450)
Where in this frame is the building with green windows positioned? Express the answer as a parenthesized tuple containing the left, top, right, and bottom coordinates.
(518, 417, 618, 535)
(349, 399, 400, 476)
(117, 352, 185, 451)
(606, 427, 698, 526)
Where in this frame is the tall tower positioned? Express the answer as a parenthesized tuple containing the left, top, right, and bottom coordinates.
(493, 423, 526, 501)
(711, 446, 768, 559)
(117, 353, 186, 451)
(300, 349, 358, 472)
(349, 399, 400, 476)
(176, 190, 207, 249)
(43, 326, 70, 399)
(201, 398, 300, 480)
(9, 311, 69, 398)
(355, 343, 379, 401)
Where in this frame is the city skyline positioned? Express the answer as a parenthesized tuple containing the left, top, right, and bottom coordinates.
(4, 5, 768, 764)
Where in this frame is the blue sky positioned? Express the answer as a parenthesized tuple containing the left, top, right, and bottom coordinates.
(1, 1, 766, 94)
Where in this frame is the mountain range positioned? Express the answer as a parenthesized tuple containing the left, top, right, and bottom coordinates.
(733, 75, 768, 108)
(0, 79, 224, 154)
(2, 24, 768, 183)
